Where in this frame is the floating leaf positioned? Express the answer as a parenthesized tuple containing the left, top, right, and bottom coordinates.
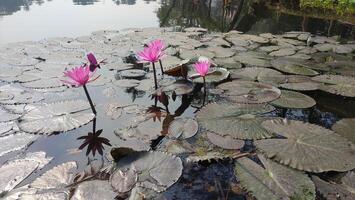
(114, 79, 141, 88)
(0, 152, 52, 194)
(206, 131, 244, 150)
(271, 58, 319, 76)
(30, 161, 77, 190)
(218, 81, 281, 104)
(255, 119, 355, 172)
(0, 108, 20, 122)
(110, 166, 138, 194)
(207, 46, 235, 58)
(21, 78, 64, 89)
(119, 69, 146, 79)
(231, 67, 282, 82)
(116, 151, 183, 192)
(0, 132, 38, 157)
(279, 75, 320, 91)
(271, 90, 316, 109)
(19, 100, 95, 134)
(311, 174, 355, 200)
(196, 103, 275, 139)
(269, 48, 296, 57)
(179, 49, 215, 60)
(312, 75, 355, 97)
(235, 155, 315, 200)
(162, 80, 193, 95)
(72, 180, 117, 200)
(0, 85, 44, 105)
(192, 67, 230, 84)
(332, 118, 355, 144)
(168, 118, 198, 139)
(233, 52, 271, 67)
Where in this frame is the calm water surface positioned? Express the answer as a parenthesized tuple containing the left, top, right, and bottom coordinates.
(0, 0, 160, 43)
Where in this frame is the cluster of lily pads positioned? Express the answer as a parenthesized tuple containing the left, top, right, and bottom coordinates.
(0, 27, 354, 199)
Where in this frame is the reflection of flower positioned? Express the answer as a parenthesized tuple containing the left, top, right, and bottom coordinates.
(137, 40, 165, 63)
(194, 60, 211, 77)
(62, 65, 96, 87)
(78, 129, 112, 156)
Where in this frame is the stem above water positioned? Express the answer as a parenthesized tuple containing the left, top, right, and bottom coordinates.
(152, 62, 158, 90)
(202, 76, 207, 106)
(159, 59, 164, 75)
(83, 84, 97, 115)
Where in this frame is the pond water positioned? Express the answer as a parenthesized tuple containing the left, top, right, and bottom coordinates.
(1, 0, 354, 44)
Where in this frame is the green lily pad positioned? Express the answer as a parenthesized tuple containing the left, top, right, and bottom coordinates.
(196, 103, 276, 139)
(332, 118, 355, 144)
(271, 90, 316, 109)
(235, 155, 315, 200)
(234, 52, 271, 67)
(168, 118, 199, 139)
(255, 119, 355, 172)
(280, 75, 320, 91)
(312, 75, 355, 97)
(231, 67, 282, 81)
(192, 67, 230, 84)
(311, 173, 355, 200)
(206, 131, 244, 150)
(271, 58, 319, 76)
(218, 81, 281, 104)
(19, 100, 95, 134)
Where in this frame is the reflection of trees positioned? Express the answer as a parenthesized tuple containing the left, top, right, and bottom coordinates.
(157, 0, 354, 37)
(112, 0, 137, 5)
(0, 0, 44, 15)
(72, 0, 99, 5)
(157, 0, 245, 32)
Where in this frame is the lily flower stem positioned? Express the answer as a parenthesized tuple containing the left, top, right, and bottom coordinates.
(159, 59, 164, 74)
(83, 84, 97, 115)
(202, 77, 207, 106)
(152, 62, 158, 90)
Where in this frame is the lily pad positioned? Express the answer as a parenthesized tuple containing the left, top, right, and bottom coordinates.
(0, 108, 21, 122)
(218, 81, 281, 104)
(311, 174, 355, 200)
(0, 152, 52, 194)
(196, 103, 275, 139)
(332, 118, 355, 144)
(179, 49, 215, 60)
(0, 132, 38, 157)
(19, 100, 95, 134)
(255, 119, 355, 172)
(235, 155, 315, 200)
(0, 85, 44, 105)
(231, 67, 282, 82)
(168, 118, 198, 139)
(162, 80, 193, 95)
(114, 79, 141, 88)
(269, 48, 296, 57)
(207, 46, 235, 58)
(119, 69, 146, 79)
(280, 75, 320, 91)
(271, 90, 316, 109)
(191, 67, 230, 84)
(72, 180, 117, 200)
(206, 131, 244, 150)
(21, 78, 64, 89)
(116, 151, 183, 192)
(234, 52, 271, 67)
(312, 75, 355, 97)
(271, 58, 319, 76)
(110, 166, 138, 194)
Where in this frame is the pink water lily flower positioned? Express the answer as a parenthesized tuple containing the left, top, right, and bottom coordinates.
(87, 53, 106, 72)
(194, 60, 211, 77)
(62, 65, 96, 87)
(137, 40, 165, 63)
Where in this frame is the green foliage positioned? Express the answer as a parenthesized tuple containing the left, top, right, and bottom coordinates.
(300, 0, 355, 14)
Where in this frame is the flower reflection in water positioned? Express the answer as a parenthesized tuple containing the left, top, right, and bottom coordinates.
(77, 118, 112, 157)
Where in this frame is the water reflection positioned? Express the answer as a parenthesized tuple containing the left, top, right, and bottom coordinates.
(157, 0, 354, 38)
(77, 118, 112, 157)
